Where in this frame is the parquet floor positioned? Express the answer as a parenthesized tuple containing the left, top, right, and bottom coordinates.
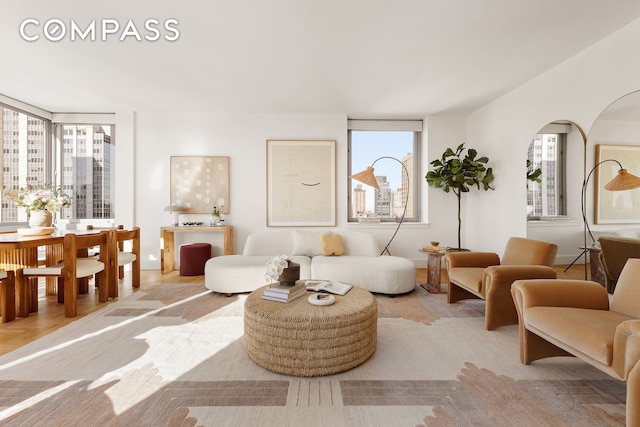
(0, 264, 586, 356)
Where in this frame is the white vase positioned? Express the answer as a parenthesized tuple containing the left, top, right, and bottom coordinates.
(29, 210, 53, 228)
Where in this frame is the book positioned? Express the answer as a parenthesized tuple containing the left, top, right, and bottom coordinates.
(265, 281, 306, 295)
(263, 287, 307, 299)
(305, 280, 353, 296)
(261, 287, 307, 303)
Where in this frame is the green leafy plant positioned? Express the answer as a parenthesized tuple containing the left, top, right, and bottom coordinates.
(426, 143, 494, 249)
(526, 159, 542, 183)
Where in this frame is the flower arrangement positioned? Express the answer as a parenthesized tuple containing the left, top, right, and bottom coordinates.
(265, 254, 290, 282)
(4, 184, 71, 213)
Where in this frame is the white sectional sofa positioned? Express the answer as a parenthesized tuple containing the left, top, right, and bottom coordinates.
(204, 229, 416, 295)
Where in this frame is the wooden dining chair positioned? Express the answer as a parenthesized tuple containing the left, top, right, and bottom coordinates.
(18, 231, 111, 318)
(0, 270, 16, 323)
(109, 226, 140, 298)
(87, 225, 140, 298)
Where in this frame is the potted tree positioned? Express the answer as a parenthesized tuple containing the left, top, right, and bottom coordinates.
(426, 143, 494, 249)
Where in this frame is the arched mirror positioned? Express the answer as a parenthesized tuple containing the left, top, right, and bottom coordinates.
(585, 90, 640, 238)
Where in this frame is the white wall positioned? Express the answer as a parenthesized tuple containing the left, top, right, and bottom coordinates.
(466, 18, 640, 261)
(131, 113, 463, 270)
(126, 18, 640, 271)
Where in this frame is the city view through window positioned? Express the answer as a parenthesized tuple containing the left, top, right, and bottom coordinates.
(527, 132, 565, 219)
(350, 130, 416, 221)
(0, 104, 115, 223)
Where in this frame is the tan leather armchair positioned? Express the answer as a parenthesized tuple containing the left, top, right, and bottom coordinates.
(598, 235, 640, 293)
(445, 237, 558, 330)
(628, 323, 640, 426)
(511, 258, 640, 426)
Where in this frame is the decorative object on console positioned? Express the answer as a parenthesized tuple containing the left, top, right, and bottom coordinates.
(211, 206, 221, 225)
(350, 156, 409, 255)
(266, 140, 336, 227)
(579, 156, 640, 279)
(163, 203, 188, 226)
(426, 143, 494, 250)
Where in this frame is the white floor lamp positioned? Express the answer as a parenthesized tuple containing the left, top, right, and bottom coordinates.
(350, 156, 409, 256)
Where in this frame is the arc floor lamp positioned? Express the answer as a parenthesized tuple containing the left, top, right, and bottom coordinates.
(580, 159, 640, 279)
(350, 156, 409, 256)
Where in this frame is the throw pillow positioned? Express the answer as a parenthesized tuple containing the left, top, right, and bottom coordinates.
(321, 233, 344, 256)
(292, 230, 323, 256)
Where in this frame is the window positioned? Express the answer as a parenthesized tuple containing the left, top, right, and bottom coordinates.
(0, 95, 116, 224)
(0, 104, 50, 223)
(348, 120, 422, 222)
(55, 123, 115, 220)
(527, 125, 567, 219)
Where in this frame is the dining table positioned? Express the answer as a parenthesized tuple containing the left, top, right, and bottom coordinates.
(0, 229, 98, 317)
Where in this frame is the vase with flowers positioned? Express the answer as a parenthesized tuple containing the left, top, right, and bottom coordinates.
(265, 254, 300, 286)
(4, 184, 72, 228)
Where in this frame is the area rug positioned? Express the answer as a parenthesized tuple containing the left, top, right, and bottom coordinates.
(0, 283, 627, 426)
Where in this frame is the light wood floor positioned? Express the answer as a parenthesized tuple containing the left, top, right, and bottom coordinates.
(0, 264, 586, 356)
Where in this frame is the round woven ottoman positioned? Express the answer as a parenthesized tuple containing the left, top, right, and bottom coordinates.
(179, 243, 211, 276)
(243, 285, 377, 376)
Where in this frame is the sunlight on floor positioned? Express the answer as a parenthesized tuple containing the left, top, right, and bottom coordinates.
(94, 293, 247, 414)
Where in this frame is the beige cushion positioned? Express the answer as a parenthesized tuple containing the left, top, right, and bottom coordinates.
(23, 258, 104, 278)
(321, 233, 344, 256)
(118, 251, 137, 266)
(0, 271, 6, 280)
(291, 230, 323, 257)
(448, 267, 484, 294)
(611, 258, 640, 318)
(526, 306, 633, 366)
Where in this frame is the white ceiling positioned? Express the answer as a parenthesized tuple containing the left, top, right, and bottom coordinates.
(1, 1, 640, 117)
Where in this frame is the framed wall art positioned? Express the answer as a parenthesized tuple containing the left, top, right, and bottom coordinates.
(170, 156, 230, 214)
(594, 144, 640, 224)
(266, 139, 336, 226)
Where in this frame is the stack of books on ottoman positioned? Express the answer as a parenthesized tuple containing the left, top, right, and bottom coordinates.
(262, 281, 307, 303)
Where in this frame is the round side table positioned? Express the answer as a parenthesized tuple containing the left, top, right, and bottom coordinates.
(244, 285, 377, 376)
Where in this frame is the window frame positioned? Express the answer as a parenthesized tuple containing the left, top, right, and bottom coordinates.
(347, 120, 422, 223)
(527, 126, 568, 220)
(0, 94, 116, 226)
(0, 99, 53, 225)
(52, 115, 116, 222)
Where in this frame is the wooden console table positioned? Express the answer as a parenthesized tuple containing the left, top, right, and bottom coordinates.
(160, 225, 233, 274)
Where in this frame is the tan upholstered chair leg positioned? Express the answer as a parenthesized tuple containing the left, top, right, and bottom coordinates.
(484, 285, 519, 330)
(448, 282, 480, 304)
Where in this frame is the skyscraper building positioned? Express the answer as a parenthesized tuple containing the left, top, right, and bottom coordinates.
(61, 125, 114, 219)
(0, 106, 47, 222)
(352, 183, 367, 217)
(400, 153, 414, 218)
(374, 175, 392, 217)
